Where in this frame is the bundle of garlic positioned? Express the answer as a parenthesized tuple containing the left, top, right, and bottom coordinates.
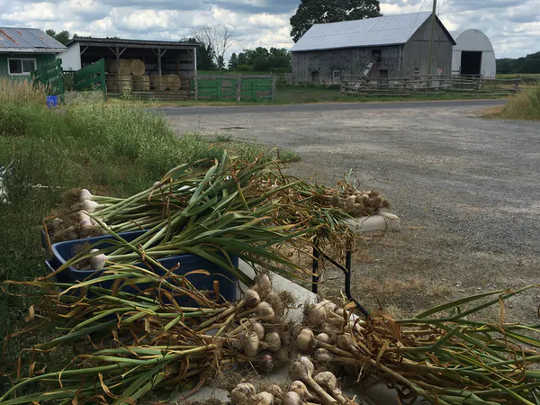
(230, 359, 359, 405)
(1, 271, 294, 404)
(295, 289, 540, 405)
(314, 189, 389, 218)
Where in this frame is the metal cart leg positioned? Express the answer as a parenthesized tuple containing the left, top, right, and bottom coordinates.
(311, 243, 370, 318)
(312, 244, 320, 294)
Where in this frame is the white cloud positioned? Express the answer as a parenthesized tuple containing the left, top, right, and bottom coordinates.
(0, 0, 538, 59)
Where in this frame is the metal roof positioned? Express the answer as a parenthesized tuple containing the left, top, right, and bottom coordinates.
(68, 36, 200, 50)
(0, 27, 66, 53)
(292, 12, 438, 52)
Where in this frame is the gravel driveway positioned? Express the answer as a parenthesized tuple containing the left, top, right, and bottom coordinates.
(161, 101, 540, 321)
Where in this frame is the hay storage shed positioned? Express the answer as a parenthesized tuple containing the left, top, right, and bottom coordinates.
(290, 12, 455, 84)
(452, 29, 496, 78)
(64, 37, 200, 98)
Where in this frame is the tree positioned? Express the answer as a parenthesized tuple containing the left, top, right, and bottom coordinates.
(185, 38, 217, 70)
(229, 53, 238, 70)
(229, 47, 291, 73)
(45, 29, 71, 45)
(290, 0, 381, 42)
(192, 25, 232, 70)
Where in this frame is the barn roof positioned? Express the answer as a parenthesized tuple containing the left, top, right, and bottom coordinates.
(0, 27, 66, 53)
(291, 12, 454, 52)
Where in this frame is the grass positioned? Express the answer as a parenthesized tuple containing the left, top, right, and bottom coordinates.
(0, 81, 298, 358)
(493, 85, 540, 120)
(497, 73, 540, 79)
(144, 84, 508, 108)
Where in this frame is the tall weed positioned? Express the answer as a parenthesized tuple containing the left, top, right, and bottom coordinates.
(0, 78, 45, 106)
(499, 85, 540, 120)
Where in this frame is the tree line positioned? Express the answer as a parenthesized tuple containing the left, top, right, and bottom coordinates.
(497, 52, 540, 74)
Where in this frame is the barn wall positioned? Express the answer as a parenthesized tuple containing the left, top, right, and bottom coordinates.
(291, 45, 404, 84)
(402, 17, 453, 77)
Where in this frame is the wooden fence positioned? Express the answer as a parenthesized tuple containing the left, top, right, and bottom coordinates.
(340, 75, 522, 97)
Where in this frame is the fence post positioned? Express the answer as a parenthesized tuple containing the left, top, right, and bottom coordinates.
(236, 75, 241, 102)
(272, 76, 277, 102)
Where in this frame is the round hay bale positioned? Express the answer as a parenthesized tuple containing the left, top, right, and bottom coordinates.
(165, 74, 181, 91)
(117, 75, 133, 93)
(132, 75, 150, 91)
(130, 59, 146, 76)
(150, 74, 167, 91)
(107, 59, 131, 75)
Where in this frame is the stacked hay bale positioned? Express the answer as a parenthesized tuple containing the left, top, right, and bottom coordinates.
(150, 74, 168, 91)
(132, 75, 150, 91)
(130, 59, 148, 91)
(106, 59, 149, 94)
(165, 74, 181, 91)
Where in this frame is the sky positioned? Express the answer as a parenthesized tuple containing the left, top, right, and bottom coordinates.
(0, 0, 538, 59)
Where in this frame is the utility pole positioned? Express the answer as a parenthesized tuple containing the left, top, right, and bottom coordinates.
(427, 0, 437, 77)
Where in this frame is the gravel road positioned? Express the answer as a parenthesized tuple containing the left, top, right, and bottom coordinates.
(161, 100, 540, 320)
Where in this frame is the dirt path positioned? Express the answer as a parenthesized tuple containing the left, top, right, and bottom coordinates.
(161, 101, 540, 322)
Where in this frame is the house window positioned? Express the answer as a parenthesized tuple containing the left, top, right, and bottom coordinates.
(372, 49, 382, 62)
(7, 58, 36, 76)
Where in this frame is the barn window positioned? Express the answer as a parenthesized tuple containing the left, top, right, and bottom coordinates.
(332, 70, 342, 82)
(8, 58, 36, 76)
(372, 49, 382, 62)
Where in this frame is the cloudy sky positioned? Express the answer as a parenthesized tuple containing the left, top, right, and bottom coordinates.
(0, 0, 538, 58)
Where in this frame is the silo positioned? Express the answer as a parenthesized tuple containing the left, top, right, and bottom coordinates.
(452, 29, 496, 78)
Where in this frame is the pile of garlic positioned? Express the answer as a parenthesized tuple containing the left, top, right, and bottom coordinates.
(230, 357, 357, 405)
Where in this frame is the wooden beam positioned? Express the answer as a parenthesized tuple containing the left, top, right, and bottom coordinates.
(80, 46, 89, 56)
(108, 46, 127, 58)
(152, 48, 167, 76)
(193, 47, 198, 100)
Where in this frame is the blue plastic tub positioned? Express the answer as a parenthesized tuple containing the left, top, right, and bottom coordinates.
(49, 231, 239, 305)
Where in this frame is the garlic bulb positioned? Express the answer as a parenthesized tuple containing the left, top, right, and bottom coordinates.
(241, 331, 260, 358)
(267, 384, 283, 399)
(252, 321, 265, 340)
(80, 188, 92, 201)
(255, 273, 272, 298)
(243, 289, 261, 309)
(80, 199, 99, 213)
(254, 392, 274, 405)
(314, 348, 332, 362)
(263, 332, 282, 352)
(296, 328, 315, 353)
(231, 383, 256, 405)
(316, 333, 331, 344)
(282, 392, 302, 405)
(255, 302, 275, 321)
(290, 381, 310, 399)
(89, 249, 106, 270)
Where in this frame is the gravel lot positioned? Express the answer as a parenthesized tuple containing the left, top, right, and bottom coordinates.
(161, 101, 540, 321)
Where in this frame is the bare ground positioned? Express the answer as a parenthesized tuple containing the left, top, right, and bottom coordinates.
(161, 101, 540, 323)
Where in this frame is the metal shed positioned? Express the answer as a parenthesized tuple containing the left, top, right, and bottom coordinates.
(452, 29, 496, 78)
(290, 12, 455, 84)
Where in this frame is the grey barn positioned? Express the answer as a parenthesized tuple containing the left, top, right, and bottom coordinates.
(291, 12, 456, 84)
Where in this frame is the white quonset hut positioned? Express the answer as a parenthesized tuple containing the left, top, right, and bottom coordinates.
(452, 29, 496, 78)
